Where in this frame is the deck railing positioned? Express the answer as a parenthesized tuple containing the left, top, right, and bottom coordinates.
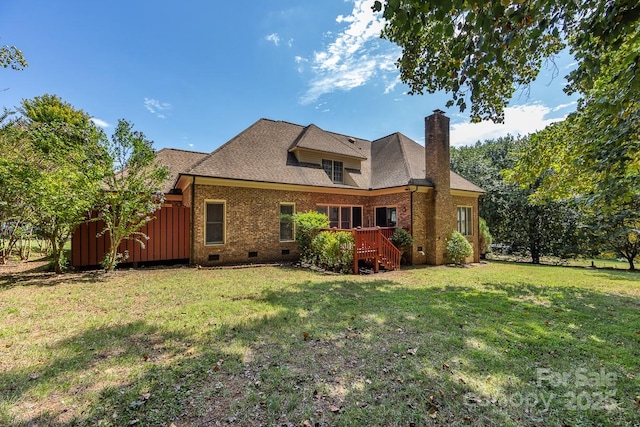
(321, 226, 401, 274)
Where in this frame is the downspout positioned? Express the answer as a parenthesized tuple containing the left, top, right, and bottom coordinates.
(190, 175, 195, 266)
(407, 184, 419, 265)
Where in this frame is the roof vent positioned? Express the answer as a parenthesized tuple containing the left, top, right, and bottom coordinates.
(348, 137, 356, 143)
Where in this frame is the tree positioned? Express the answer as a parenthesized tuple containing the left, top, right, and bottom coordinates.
(577, 197, 640, 271)
(478, 217, 493, 258)
(97, 119, 170, 271)
(21, 94, 91, 126)
(1, 45, 27, 71)
(376, 0, 639, 224)
(375, 0, 638, 122)
(18, 95, 107, 273)
(451, 136, 584, 263)
(0, 111, 37, 263)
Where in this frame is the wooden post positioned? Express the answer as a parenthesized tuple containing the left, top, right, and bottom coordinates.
(374, 228, 380, 273)
(352, 229, 359, 274)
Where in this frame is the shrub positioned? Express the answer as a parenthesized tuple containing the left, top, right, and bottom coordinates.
(447, 231, 473, 265)
(293, 211, 329, 262)
(311, 231, 354, 273)
(479, 217, 493, 258)
(390, 227, 413, 250)
(390, 227, 414, 264)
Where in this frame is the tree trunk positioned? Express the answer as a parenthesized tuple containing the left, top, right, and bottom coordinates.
(50, 236, 63, 274)
(104, 230, 122, 271)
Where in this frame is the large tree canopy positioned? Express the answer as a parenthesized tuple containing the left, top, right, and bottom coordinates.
(375, 0, 639, 122)
(378, 1, 638, 265)
(13, 95, 107, 273)
(450, 136, 584, 263)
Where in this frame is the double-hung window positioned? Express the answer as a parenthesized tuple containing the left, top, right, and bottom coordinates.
(279, 203, 295, 241)
(457, 207, 472, 236)
(205, 201, 225, 245)
(322, 159, 343, 183)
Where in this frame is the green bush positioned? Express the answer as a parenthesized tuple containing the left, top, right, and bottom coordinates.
(390, 227, 414, 265)
(293, 211, 329, 262)
(446, 231, 473, 265)
(311, 231, 354, 273)
(479, 217, 493, 258)
(390, 227, 413, 250)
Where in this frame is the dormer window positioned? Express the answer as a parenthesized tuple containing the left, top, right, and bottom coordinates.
(322, 159, 343, 183)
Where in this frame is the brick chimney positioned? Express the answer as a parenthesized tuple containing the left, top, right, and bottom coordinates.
(425, 109, 455, 265)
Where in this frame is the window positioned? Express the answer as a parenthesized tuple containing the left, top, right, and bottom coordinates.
(322, 159, 343, 183)
(375, 207, 397, 227)
(316, 205, 362, 229)
(328, 206, 339, 228)
(280, 203, 295, 241)
(457, 207, 472, 236)
(205, 201, 225, 245)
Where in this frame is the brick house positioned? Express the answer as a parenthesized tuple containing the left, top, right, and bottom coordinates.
(71, 110, 483, 269)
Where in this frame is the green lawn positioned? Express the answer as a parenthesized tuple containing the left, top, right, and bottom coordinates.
(1, 262, 639, 426)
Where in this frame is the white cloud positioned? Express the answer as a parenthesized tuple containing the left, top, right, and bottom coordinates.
(450, 104, 571, 146)
(90, 117, 109, 128)
(552, 101, 577, 112)
(294, 55, 308, 73)
(384, 75, 401, 94)
(299, 0, 400, 104)
(336, 14, 355, 23)
(265, 33, 280, 46)
(144, 98, 172, 119)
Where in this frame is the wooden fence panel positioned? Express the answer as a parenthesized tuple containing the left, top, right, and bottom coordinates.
(71, 206, 190, 268)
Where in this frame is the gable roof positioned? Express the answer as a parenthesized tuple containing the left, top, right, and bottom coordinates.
(154, 148, 208, 193)
(289, 124, 367, 160)
(172, 118, 483, 193)
(187, 119, 372, 189)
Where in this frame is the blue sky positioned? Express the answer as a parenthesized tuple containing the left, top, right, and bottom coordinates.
(1, 0, 578, 152)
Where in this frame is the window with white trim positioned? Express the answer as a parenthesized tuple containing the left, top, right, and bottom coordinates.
(457, 207, 472, 236)
(322, 159, 343, 183)
(205, 201, 225, 245)
(279, 203, 295, 241)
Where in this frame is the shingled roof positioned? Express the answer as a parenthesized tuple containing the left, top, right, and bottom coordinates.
(289, 124, 367, 160)
(154, 148, 208, 193)
(168, 118, 483, 193)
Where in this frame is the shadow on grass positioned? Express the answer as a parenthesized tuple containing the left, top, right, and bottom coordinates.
(4, 271, 640, 426)
(0, 269, 108, 290)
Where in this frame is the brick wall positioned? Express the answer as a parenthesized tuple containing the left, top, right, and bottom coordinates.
(192, 184, 413, 266)
(453, 194, 480, 263)
(425, 111, 456, 265)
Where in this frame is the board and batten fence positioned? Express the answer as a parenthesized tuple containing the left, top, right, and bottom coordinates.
(71, 206, 190, 268)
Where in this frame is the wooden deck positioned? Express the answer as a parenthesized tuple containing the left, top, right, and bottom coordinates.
(323, 226, 402, 274)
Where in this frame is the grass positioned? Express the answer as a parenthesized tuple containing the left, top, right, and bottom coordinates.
(1, 261, 639, 426)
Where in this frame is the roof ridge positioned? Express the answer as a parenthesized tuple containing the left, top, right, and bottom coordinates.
(395, 133, 413, 181)
(323, 126, 366, 158)
(156, 147, 209, 155)
(371, 131, 401, 143)
(287, 123, 313, 152)
(185, 118, 268, 174)
(289, 123, 367, 159)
